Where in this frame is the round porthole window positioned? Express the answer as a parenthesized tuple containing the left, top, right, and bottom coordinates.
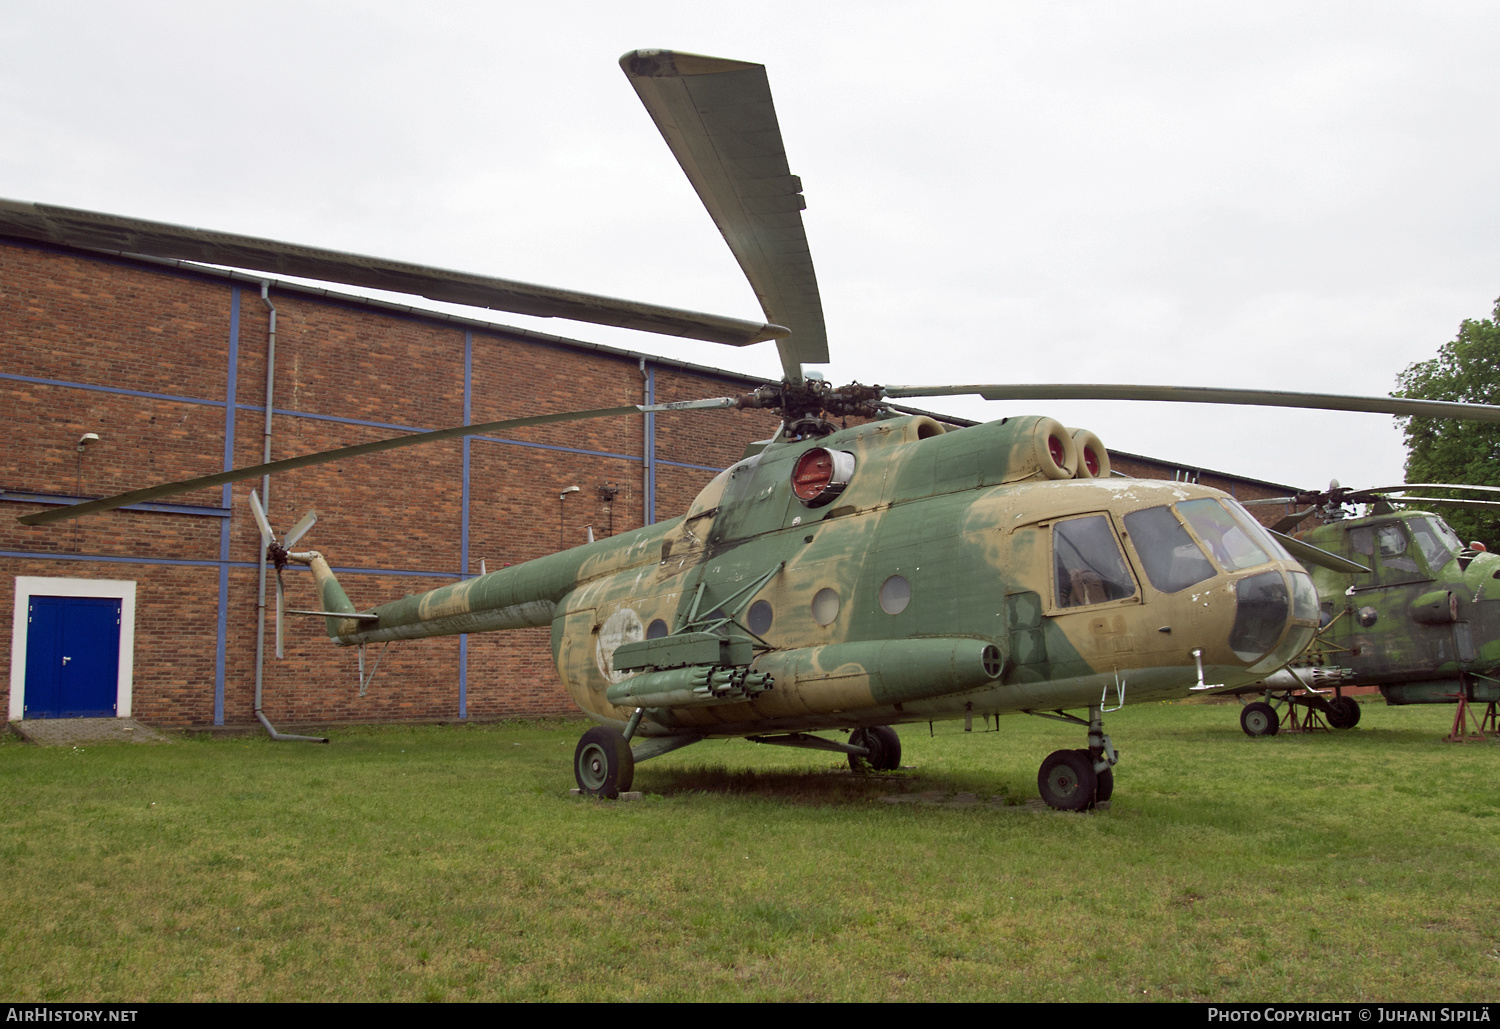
(879, 575, 911, 615)
(646, 618, 669, 639)
(811, 588, 841, 626)
(747, 600, 773, 635)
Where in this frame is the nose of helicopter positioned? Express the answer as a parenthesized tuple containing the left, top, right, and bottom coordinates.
(1107, 490, 1323, 688)
(1226, 564, 1321, 675)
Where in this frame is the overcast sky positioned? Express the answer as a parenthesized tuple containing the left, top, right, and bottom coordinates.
(4, 1, 1499, 491)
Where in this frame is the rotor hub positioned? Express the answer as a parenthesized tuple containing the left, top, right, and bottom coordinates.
(735, 380, 887, 437)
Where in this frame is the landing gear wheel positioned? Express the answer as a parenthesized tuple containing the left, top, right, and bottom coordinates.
(848, 725, 902, 771)
(1328, 696, 1361, 729)
(1240, 701, 1279, 737)
(574, 726, 635, 798)
(1038, 749, 1098, 811)
(1069, 749, 1113, 803)
(1092, 759, 1114, 803)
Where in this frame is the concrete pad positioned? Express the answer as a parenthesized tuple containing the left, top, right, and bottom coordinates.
(9, 718, 170, 747)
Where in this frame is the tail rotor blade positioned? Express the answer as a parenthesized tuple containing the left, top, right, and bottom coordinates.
(275, 570, 286, 659)
(248, 489, 274, 545)
(284, 509, 318, 548)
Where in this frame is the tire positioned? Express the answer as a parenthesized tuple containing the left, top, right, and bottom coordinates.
(848, 725, 902, 771)
(1326, 696, 1353, 729)
(1038, 749, 1098, 811)
(1332, 696, 1361, 729)
(1071, 749, 1113, 803)
(1094, 761, 1114, 803)
(1240, 701, 1279, 737)
(574, 726, 635, 798)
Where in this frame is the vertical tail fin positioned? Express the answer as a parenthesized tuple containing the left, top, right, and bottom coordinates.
(289, 551, 361, 640)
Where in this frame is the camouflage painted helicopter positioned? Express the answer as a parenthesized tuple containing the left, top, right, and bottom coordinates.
(14, 50, 1500, 810)
(1218, 483, 1500, 737)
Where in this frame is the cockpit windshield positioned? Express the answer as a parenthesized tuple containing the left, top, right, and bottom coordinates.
(1176, 498, 1271, 571)
(1122, 505, 1216, 593)
(1408, 515, 1460, 571)
(1123, 498, 1286, 593)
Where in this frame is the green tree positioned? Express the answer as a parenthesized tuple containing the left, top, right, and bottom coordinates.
(1394, 296, 1500, 548)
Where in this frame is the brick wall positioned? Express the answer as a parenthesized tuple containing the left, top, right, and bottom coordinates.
(2, 237, 1295, 729)
(1, 239, 778, 727)
(1109, 453, 1295, 526)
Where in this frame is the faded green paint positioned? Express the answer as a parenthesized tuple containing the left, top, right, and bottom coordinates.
(1292, 511, 1500, 705)
(305, 414, 1317, 741)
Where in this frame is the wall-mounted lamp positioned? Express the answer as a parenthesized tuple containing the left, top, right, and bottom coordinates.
(73, 433, 101, 552)
(558, 485, 580, 548)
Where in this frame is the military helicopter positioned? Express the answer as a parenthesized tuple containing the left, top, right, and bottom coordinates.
(13, 50, 1500, 810)
(1218, 483, 1500, 739)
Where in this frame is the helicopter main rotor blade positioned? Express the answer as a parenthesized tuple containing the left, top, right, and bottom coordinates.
(1270, 530, 1371, 574)
(622, 50, 828, 382)
(16, 398, 736, 527)
(1270, 509, 1316, 534)
(1382, 496, 1500, 512)
(0, 198, 788, 349)
(880, 384, 1500, 423)
(274, 570, 286, 660)
(1366, 483, 1500, 496)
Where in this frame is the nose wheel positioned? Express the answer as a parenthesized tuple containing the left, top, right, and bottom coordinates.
(1030, 705, 1118, 811)
(1239, 701, 1280, 736)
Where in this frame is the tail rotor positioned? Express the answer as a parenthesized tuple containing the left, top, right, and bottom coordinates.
(248, 490, 318, 658)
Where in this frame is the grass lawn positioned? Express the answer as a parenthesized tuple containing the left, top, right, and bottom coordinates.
(2, 699, 1497, 1002)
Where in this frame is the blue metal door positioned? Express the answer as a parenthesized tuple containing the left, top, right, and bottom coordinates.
(24, 595, 121, 718)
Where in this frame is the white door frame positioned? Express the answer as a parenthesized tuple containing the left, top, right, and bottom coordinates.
(10, 577, 137, 720)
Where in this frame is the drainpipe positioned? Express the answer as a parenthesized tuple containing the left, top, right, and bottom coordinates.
(253, 282, 326, 743)
(640, 358, 654, 526)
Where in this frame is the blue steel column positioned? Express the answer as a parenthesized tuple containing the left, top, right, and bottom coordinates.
(214, 287, 241, 725)
(458, 330, 471, 719)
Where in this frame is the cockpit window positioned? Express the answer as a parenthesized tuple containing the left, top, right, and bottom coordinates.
(1123, 505, 1216, 593)
(1348, 526, 1374, 557)
(1376, 523, 1419, 574)
(1053, 515, 1137, 608)
(1176, 498, 1270, 571)
(1289, 570, 1319, 622)
(1352, 521, 1429, 583)
(1223, 500, 1295, 563)
(1431, 516, 1465, 554)
(1409, 516, 1458, 570)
